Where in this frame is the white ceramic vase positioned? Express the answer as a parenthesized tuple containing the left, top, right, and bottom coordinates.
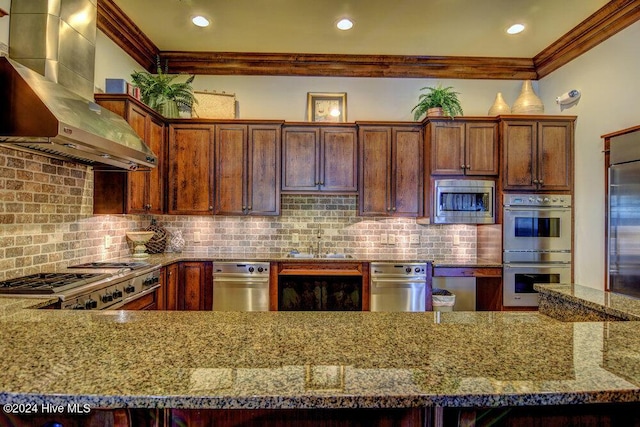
(488, 92, 511, 115)
(170, 230, 185, 253)
(512, 80, 544, 114)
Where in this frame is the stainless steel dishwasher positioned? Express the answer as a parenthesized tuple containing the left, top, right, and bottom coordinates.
(370, 263, 427, 312)
(212, 262, 270, 311)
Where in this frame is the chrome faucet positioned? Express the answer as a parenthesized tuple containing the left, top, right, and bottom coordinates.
(315, 228, 322, 257)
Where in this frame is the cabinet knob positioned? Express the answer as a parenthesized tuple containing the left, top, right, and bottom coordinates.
(466, 165, 471, 170)
(387, 207, 391, 212)
(209, 206, 213, 210)
(248, 206, 252, 210)
(533, 179, 539, 184)
(392, 207, 397, 211)
(460, 164, 465, 169)
(242, 206, 246, 210)
(320, 181, 325, 185)
(538, 180, 544, 185)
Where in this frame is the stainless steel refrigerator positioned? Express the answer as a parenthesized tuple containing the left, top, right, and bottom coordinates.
(608, 130, 640, 298)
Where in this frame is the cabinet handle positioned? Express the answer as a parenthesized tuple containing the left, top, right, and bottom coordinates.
(387, 207, 391, 212)
(460, 164, 465, 169)
(248, 206, 252, 210)
(242, 206, 246, 210)
(392, 207, 397, 211)
(538, 180, 544, 185)
(209, 206, 213, 210)
(533, 179, 539, 184)
(320, 181, 325, 185)
(466, 165, 471, 170)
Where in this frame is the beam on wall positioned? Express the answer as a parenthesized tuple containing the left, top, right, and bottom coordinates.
(96, 0, 640, 80)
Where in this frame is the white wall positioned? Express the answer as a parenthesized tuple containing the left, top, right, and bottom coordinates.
(93, 30, 523, 121)
(539, 21, 640, 289)
(0, 0, 9, 54)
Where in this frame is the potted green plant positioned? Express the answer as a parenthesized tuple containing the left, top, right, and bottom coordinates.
(130, 57, 197, 118)
(411, 84, 463, 120)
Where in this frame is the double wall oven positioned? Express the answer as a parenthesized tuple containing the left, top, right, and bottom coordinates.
(503, 194, 572, 307)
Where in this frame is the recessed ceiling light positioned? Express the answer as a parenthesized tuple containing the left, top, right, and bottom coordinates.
(506, 23, 525, 35)
(336, 18, 354, 31)
(192, 15, 210, 28)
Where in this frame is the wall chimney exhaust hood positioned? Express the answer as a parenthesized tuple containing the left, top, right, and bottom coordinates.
(0, 57, 157, 170)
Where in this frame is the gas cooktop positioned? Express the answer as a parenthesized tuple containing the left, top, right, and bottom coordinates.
(0, 272, 106, 294)
(68, 261, 150, 270)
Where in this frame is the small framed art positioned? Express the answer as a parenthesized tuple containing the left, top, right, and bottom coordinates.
(306, 92, 347, 122)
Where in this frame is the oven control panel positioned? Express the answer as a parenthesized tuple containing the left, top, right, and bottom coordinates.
(61, 269, 160, 310)
(503, 193, 571, 207)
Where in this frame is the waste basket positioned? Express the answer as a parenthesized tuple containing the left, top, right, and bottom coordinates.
(432, 288, 455, 312)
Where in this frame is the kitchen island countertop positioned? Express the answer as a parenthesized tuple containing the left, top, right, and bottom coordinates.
(0, 300, 639, 410)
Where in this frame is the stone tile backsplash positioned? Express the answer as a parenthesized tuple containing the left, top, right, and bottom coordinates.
(0, 148, 476, 280)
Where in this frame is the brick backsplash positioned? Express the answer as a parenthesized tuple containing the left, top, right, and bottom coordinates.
(0, 148, 146, 281)
(1, 148, 476, 280)
(153, 195, 476, 260)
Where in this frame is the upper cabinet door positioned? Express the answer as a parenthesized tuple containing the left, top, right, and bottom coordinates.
(430, 120, 498, 176)
(282, 127, 320, 191)
(359, 127, 392, 216)
(430, 121, 465, 175)
(125, 104, 149, 214)
(215, 124, 247, 215)
(320, 127, 358, 192)
(502, 121, 537, 190)
(168, 124, 215, 215)
(146, 116, 165, 214)
(502, 118, 574, 191)
(465, 121, 498, 176)
(537, 121, 572, 191)
(392, 127, 423, 217)
(247, 125, 281, 216)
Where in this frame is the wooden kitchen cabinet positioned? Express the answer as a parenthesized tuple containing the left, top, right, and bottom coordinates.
(179, 261, 213, 310)
(358, 125, 423, 216)
(282, 125, 358, 193)
(94, 94, 165, 214)
(167, 124, 215, 214)
(160, 263, 179, 310)
(429, 118, 498, 176)
(502, 116, 575, 191)
(215, 124, 281, 215)
(119, 287, 159, 310)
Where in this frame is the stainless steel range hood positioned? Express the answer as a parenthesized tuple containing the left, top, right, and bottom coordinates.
(0, 57, 157, 170)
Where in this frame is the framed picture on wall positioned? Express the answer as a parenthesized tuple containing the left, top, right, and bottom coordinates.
(306, 92, 347, 122)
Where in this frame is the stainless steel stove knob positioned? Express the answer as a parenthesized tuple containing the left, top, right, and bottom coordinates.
(101, 293, 113, 303)
(125, 285, 135, 294)
(415, 267, 421, 273)
(405, 267, 412, 273)
(257, 267, 264, 273)
(248, 266, 255, 273)
(71, 303, 85, 310)
(113, 289, 123, 299)
(85, 298, 97, 309)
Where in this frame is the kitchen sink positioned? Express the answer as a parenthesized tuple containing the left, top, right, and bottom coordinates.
(287, 253, 353, 259)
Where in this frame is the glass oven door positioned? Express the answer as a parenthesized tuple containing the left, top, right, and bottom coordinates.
(503, 263, 571, 307)
(503, 207, 572, 253)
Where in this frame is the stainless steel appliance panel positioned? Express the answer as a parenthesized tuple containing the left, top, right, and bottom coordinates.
(433, 179, 495, 224)
(503, 263, 571, 307)
(608, 134, 640, 298)
(370, 263, 427, 312)
(503, 195, 572, 253)
(213, 262, 270, 311)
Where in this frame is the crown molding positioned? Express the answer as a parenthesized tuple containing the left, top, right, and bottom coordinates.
(534, 0, 640, 78)
(97, 0, 639, 80)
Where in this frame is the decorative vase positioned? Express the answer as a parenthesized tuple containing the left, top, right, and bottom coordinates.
(512, 80, 544, 114)
(170, 230, 185, 253)
(488, 92, 511, 115)
(158, 100, 180, 118)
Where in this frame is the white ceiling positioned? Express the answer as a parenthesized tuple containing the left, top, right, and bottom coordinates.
(113, 0, 609, 57)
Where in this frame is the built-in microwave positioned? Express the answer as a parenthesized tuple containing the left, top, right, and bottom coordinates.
(433, 179, 495, 224)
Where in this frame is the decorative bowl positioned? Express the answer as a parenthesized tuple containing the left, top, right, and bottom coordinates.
(125, 230, 155, 258)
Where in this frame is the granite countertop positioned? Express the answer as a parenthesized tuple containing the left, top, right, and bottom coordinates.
(139, 252, 502, 268)
(536, 283, 640, 320)
(0, 304, 639, 409)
